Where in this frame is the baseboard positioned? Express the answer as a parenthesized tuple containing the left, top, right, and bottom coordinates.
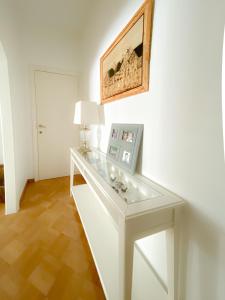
(27, 178, 35, 184)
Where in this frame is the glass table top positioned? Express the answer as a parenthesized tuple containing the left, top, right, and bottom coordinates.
(81, 150, 162, 204)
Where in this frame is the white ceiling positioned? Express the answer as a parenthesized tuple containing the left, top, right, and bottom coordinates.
(16, 0, 96, 35)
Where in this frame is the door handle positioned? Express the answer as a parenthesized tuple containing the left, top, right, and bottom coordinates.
(38, 124, 46, 128)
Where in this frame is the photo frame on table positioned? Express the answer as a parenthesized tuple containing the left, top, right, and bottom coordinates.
(107, 124, 143, 174)
(100, 0, 154, 104)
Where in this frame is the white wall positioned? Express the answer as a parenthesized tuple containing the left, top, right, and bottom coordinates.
(22, 27, 81, 74)
(0, 124, 3, 164)
(0, 42, 17, 214)
(17, 0, 93, 73)
(223, 28, 225, 159)
(80, 0, 225, 299)
(19, 4, 84, 179)
(0, 0, 33, 212)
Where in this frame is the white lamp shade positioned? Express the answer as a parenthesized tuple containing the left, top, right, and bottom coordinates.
(74, 101, 99, 125)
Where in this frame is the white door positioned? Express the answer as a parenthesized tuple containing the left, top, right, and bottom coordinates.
(34, 70, 78, 180)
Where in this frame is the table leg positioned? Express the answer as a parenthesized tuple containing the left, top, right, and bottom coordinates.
(166, 207, 181, 300)
(70, 158, 75, 196)
(119, 221, 134, 300)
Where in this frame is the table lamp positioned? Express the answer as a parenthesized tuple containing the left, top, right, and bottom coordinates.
(74, 100, 99, 153)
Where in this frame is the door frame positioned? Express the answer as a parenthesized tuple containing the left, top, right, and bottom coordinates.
(0, 42, 17, 214)
(30, 65, 79, 181)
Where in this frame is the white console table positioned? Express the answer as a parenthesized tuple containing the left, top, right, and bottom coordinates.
(70, 148, 185, 300)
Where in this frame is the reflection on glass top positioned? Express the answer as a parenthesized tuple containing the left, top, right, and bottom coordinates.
(81, 150, 162, 204)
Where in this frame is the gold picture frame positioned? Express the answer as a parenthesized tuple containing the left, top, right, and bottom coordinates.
(100, 0, 154, 104)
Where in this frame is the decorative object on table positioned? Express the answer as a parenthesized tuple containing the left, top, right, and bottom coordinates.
(100, 0, 154, 104)
(73, 100, 99, 153)
(107, 124, 143, 174)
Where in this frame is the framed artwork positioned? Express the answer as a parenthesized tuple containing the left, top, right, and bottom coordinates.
(107, 124, 143, 174)
(100, 0, 154, 104)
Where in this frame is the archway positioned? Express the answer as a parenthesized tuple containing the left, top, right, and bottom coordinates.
(0, 42, 17, 214)
(223, 28, 225, 160)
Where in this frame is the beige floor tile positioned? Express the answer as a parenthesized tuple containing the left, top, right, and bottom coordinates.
(0, 176, 105, 299)
(0, 274, 19, 297)
(0, 239, 26, 264)
(29, 264, 55, 296)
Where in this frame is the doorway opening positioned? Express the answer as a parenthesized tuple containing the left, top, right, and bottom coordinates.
(0, 41, 17, 214)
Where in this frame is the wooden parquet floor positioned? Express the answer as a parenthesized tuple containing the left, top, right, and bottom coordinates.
(0, 176, 106, 300)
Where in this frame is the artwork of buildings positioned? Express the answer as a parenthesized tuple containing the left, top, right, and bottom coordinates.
(103, 43, 143, 99)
